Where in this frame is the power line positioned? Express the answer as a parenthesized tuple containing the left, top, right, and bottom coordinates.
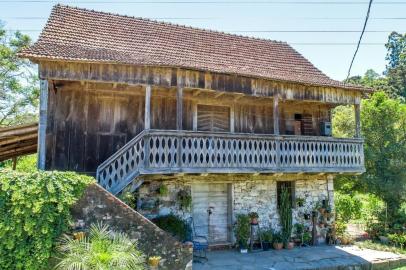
(346, 0, 374, 80)
(0, 0, 405, 4)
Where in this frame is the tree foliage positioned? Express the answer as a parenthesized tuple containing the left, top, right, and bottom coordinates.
(360, 92, 406, 218)
(0, 170, 93, 270)
(385, 32, 406, 99)
(0, 23, 39, 127)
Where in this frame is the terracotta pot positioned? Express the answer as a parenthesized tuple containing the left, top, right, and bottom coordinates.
(73, 231, 85, 240)
(148, 257, 161, 267)
(251, 217, 258, 225)
(286, 242, 295, 250)
(273, 242, 283, 250)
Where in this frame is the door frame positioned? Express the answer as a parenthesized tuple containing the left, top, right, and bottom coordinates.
(191, 182, 234, 244)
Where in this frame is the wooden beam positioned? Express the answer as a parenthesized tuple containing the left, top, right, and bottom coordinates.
(144, 85, 151, 130)
(38, 79, 48, 170)
(177, 86, 183, 130)
(214, 92, 225, 98)
(273, 94, 280, 135)
(193, 90, 201, 97)
(233, 94, 244, 102)
(192, 102, 198, 131)
(230, 104, 235, 133)
(354, 103, 361, 138)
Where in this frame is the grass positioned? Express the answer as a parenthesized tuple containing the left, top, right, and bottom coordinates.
(354, 240, 406, 255)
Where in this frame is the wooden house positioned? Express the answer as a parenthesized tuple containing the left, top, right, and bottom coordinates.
(20, 5, 366, 246)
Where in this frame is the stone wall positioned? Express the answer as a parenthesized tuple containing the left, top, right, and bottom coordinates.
(137, 174, 335, 237)
(71, 184, 193, 270)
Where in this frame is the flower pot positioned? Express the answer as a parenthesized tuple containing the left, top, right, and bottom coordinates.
(148, 257, 161, 267)
(286, 242, 295, 250)
(273, 242, 283, 250)
(250, 218, 258, 225)
(240, 248, 248, 253)
(73, 231, 85, 240)
(262, 241, 271, 251)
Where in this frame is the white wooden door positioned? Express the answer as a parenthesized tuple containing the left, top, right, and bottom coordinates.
(192, 183, 229, 244)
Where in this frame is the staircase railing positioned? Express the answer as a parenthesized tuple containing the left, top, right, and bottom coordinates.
(97, 129, 365, 194)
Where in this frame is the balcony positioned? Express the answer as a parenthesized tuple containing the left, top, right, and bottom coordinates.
(96, 130, 365, 194)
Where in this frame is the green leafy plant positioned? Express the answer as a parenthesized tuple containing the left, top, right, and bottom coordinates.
(0, 169, 93, 270)
(279, 187, 293, 246)
(261, 228, 274, 243)
(294, 223, 305, 236)
(177, 189, 192, 210)
(272, 232, 283, 244)
(152, 214, 189, 241)
(296, 197, 305, 207)
(55, 223, 145, 270)
(248, 212, 259, 219)
(157, 184, 169, 196)
(234, 214, 250, 249)
(388, 233, 406, 249)
(119, 190, 137, 209)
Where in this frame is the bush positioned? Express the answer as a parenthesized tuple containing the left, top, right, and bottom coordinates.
(335, 192, 362, 223)
(152, 214, 189, 241)
(234, 214, 250, 248)
(55, 223, 145, 270)
(0, 169, 93, 270)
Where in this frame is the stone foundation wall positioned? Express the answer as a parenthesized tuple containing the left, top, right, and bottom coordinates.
(138, 174, 335, 236)
(71, 184, 193, 270)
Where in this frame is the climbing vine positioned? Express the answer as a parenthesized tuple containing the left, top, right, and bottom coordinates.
(0, 169, 93, 270)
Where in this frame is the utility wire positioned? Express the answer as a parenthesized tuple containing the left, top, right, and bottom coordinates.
(0, 0, 404, 4)
(346, 0, 374, 80)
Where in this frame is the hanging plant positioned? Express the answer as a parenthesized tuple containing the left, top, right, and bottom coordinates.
(157, 184, 169, 196)
(177, 189, 192, 210)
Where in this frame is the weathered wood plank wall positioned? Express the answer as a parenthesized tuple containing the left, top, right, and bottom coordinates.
(44, 78, 334, 174)
(39, 61, 362, 104)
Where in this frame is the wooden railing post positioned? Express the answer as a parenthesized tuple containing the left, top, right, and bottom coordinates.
(177, 86, 183, 130)
(38, 79, 48, 170)
(144, 85, 151, 130)
(354, 103, 361, 138)
(273, 94, 280, 135)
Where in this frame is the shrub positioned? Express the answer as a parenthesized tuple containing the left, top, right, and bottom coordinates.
(55, 223, 145, 270)
(234, 214, 250, 248)
(0, 169, 93, 270)
(152, 214, 189, 241)
(335, 192, 362, 223)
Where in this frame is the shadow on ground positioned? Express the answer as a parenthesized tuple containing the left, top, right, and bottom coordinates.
(193, 245, 406, 270)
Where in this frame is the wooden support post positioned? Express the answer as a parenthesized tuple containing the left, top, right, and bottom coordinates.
(192, 102, 198, 131)
(273, 94, 280, 135)
(38, 79, 48, 170)
(230, 105, 235, 133)
(144, 85, 151, 130)
(177, 86, 183, 130)
(354, 103, 361, 138)
(12, 157, 17, 170)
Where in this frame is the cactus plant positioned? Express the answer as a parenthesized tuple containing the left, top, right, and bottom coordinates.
(279, 187, 293, 247)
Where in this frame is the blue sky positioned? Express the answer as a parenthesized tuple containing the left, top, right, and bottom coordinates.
(1, 0, 405, 80)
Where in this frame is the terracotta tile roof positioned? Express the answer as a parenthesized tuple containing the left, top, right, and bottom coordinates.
(20, 4, 366, 91)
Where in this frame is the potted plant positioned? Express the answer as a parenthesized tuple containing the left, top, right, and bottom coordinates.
(177, 189, 192, 211)
(261, 228, 273, 251)
(279, 187, 293, 249)
(148, 256, 161, 267)
(157, 184, 168, 196)
(296, 197, 305, 208)
(272, 232, 283, 250)
(248, 212, 259, 224)
(234, 214, 250, 253)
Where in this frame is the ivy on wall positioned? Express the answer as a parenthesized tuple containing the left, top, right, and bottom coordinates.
(0, 169, 93, 270)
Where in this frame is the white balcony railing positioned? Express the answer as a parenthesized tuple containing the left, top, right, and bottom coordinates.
(97, 130, 364, 194)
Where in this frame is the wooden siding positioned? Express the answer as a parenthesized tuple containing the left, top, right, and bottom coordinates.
(39, 61, 362, 104)
(46, 80, 337, 173)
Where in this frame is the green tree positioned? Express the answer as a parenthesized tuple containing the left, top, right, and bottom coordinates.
(0, 23, 39, 127)
(360, 92, 406, 219)
(385, 32, 406, 99)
